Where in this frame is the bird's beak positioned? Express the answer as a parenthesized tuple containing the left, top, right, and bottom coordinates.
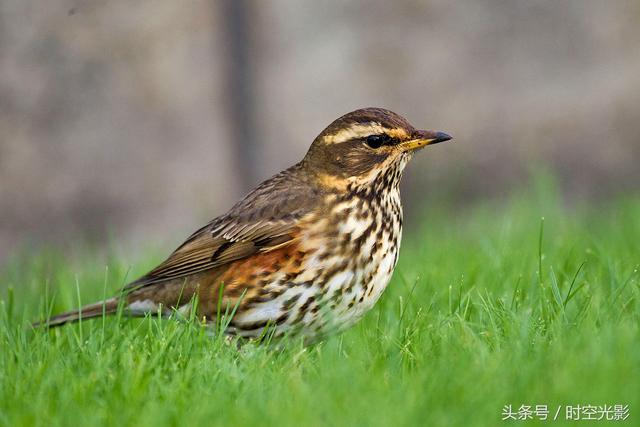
(399, 130, 452, 152)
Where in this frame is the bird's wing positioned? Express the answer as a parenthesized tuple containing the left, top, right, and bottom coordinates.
(124, 165, 319, 290)
(124, 216, 302, 290)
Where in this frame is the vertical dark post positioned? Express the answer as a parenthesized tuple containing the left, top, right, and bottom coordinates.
(219, 0, 258, 191)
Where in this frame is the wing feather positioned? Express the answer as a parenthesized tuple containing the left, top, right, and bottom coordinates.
(126, 218, 305, 289)
(125, 163, 319, 290)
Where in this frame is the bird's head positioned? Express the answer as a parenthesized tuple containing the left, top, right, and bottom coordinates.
(303, 107, 452, 191)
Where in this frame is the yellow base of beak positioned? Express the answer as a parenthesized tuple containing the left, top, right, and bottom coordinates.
(400, 131, 452, 152)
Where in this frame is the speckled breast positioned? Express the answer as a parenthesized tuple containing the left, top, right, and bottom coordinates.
(228, 186, 403, 341)
(313, 188, 403, 334)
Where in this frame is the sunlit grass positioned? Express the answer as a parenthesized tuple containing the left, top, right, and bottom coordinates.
(1, 186, 639, 426)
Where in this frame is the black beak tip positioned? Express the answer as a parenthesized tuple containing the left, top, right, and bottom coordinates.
(434, 131, 452, 143)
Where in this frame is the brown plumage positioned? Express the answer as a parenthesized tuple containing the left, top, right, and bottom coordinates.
(35, 108, 452, 341)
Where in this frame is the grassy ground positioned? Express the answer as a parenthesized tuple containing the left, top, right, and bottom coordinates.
(1, 186, 639, 426)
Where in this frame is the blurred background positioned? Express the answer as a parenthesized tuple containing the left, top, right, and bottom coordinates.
(1, 0, 639, 267)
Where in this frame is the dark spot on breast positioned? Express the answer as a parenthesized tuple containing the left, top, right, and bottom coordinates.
(318, 251, 331, 262)
(331, 287, 343, 302)
(282, 294, 301, 310)
(285, 271, 301, 282)
(246, 295, 272, 305)
(299, 296, 316, 313)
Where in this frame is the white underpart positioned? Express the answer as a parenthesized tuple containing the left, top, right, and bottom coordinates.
(326, 270, 355, 295)
(235, 298, 282, 323)
(127, 299, 160, 315)
(314, 190, 402, 334)
(338, 191, 402, 330)
(177, 303, 192, 316)
(338, 216, 369, 241)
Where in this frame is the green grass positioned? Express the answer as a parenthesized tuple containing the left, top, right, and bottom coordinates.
(1, 186, 639, 426)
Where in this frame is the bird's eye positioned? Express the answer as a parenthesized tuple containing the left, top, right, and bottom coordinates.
(365, 134, 389, 149)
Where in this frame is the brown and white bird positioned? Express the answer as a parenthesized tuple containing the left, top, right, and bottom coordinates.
(36, 108, 452, 342)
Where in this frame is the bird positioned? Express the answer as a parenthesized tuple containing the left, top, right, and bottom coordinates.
(34, 108, 452, 342)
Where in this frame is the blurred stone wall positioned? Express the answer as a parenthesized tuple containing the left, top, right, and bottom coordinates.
(1, 0, 639, 264)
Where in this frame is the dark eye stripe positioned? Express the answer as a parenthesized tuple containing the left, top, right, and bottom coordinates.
(365, 134, 398, 149)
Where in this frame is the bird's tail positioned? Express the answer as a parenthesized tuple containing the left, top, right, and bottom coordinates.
(32, 297, 120, 328)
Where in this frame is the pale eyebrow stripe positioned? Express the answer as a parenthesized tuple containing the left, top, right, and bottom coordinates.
(323, 123, 387, 144)
(322, 124, 410, 145)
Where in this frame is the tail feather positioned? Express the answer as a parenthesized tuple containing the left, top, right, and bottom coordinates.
(32, 297, 120, 328)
